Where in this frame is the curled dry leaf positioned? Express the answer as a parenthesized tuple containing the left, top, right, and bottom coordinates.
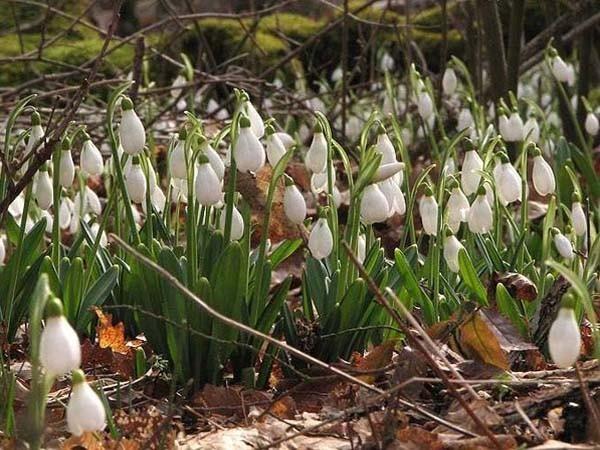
(93, 307, 130, 355)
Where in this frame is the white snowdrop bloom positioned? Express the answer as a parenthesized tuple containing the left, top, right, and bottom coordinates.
(265, 126, 286, 167)
(125, 157, 146, 204)
(219, 204, 244, 241)
(443, 231, 463, 273)
(552, 228, 574, 259)
(375, 129, 397, 164)
(565, 63, 575, 87)
(90, 223, 108, 248)
(195, 156, 222, 206)
(357, 234, 366, 264)
(548, 300, 580, 368)
(39, 298, 81, 377)
(26, 111, 45, 154)
(347, 116, 363, 142)
(585, 113, 599, 136)
(468, 186, 493, 234)
(207, 98, 230, 121)
(523, 117, 540, 143)
(9, 194, 25, 218)
(305, 124, 328, 173)
(502, 111, 524, 142)
(419, 187, 438, 236)
(401, 127, 412, 147)
(417, 91, 434, 120)
(170, 74, 187, 98)
(74, 187, 102, 217)
(274, 132, 295, 149)
(58, 140, 75, 188)
(66, 370, 106, 436)
(234, 115, 265, 173)
(308, 216, 333, 260)
(494, 155, 522, 204)
(119, 97, 146, 155)
(169, 131, 187, 180)
(378, 178, 405, 217)
(283, 176, 306, 225)
(35, 166, 53, 210)
(39, 210, 53, 234)
(571, 193, 587, 237)
(331, 67, 343, 83)
(461, 149, 483, 196)
(442, 67, 457, 95)
(532, 152, 555, 196)
(170, 178, 188, 204)
(380, 52, 395, 72)
(457, 108, 474, 132)
(447, 184, 470, 226)
(242, 98, 264, 138)
(374, 162, 404, 183)
(360, 184, 390, 224)
(332, 185, 342, 209)
(551, 55, 570, 83)
(142, 185, 167, 216)
(59, 198, 74, 230)
(80, 140, 104, 178)
(200, 138, 225, 181)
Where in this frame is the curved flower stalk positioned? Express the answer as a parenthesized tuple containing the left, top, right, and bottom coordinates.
(548, 292, 581, 368)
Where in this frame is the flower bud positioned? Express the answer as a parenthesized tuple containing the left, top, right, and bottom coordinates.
(169, 132, 187, 180)
(461, 149, 483, 196)
(200, 138, 225, 181)
(219, 203, 244, 241)
(306, 124, 328, 173)
(446, 185, 470, 229)
(308, 215, 333, 260)
(551, 55, 570, 83)
(494, 155, 522, 204)
(234, 116, 265, 173)
(195, 156, 222, 206)
(374, 162, 404, 183)
(66, 369, 106, 436)
(35, 165, 53, 210)
(125, 156, 146, 204)
(265, 127, 286, 167)
(571, 194, 587, 236)
(523, 117, 540, 143)
(585, 112, 599, 136)
(443, 230, 463, 273)
(119, 97, 146, 155)
(360, 184, 390, 224)
(552, 227, 574, 259)
(417, 91, 434, 120)
(375, 127, 397, 164)
(532, 153, 555, 196)
(58, 139, 75, 188)
(442, 67, 457, 95)
(419, 188, 438, 236)
(378, 178, 405, 216)
(468, 186, 493, 234)
(40, 297, 81, 376)
(548, 293, 580, 368)
(457, 108, 474, 132)
(283, 176, 306, 225)
(242, 98, 264, 138)
(80, 135, 103, 176)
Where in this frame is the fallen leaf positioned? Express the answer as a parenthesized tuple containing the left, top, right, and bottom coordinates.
(114, 406, 176, 450)
(492, 272, 538, 302)
(93, 307, 129, 355)
(267, 395, 297, 420)
(355, 341, 395, 383)
(192, 384, 270, 417)
(395, 426, 444, 450)
(458, 311, 510, 370)
(61, 432, 105, 450)
(443, 399, 503, 434)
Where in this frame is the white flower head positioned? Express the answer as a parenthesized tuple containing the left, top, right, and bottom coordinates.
(585, 112, 599, 136)
(552, 227, 574, 259)
(305, 122, 328, 173)
(494, 153, 522, 204)
(551, 55, 570, 83)
(80, 134, 104, 176)
(195, 155, 222, 206)
(417, 91, 434, 120)
(360, 184, 390, 225)
(461, 147, 483, 196)
(125, 156, 147, 204)
(119, 97, 146, 155)
(67, 369, 106, 436)
(265, 125, 286, 167)
(57, 138, 75, 188)
(35, 164, 53, 210)
(532, 148, 555, 196)
(468, 185, 493, 234)
(308, 213, 333, 260)
(419, 186, 438, 236)
(548, 293, 581, 368)
(571, 192, 587, 237)
(169, 129, 188, 180)
(283, 175, 306, 225)
(40, 298, 81, 377)
(234, 115, 265, 173)
(375, 126, 397, 165)
(442, 67, 457, 95)
(443, 229, 464, 273)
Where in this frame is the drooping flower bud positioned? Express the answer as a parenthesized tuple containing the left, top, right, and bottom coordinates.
(265, 125, 286, 167)
(552, 227, 574, 259)
(119, 97, 146, 155)
(419, 186, 438, 236)
(443, 228, 463, 273)
(378, 178, 405, 217)
(39, 297, 81, 376)
(66, 369, 106, 436)
(417, 91, 434, 120)
(200, 137, 225, 181)
(571, 192, 587, 237)
(468, 185, 493, 234)
(195, 154, 222, 206)
(551, 55, 570, 83)
(442, 67, 457, 95)
(532, 148, 555, 196)
(523, 117, 540, 143)
(305, 122, 328, 173)
(169, 128, 187, 180)
(446, 179, 470, 232)
(283, 175, 306, 225)
(234, 115, 265, 173)
(219, 202, 245, 241)
(461, 147, 483, 196)
(548, 292, 581, 368)
(80, 134, 103, 176)
(35, 164, 53, 210)
(360, 184, 390, 225)
(494, 153, 522, 204)
(308, 211, 333, 260)
(26, 111, 45, 154)
(585, 112, 599, 136)
(375, 125, 397, 165)
(125, 156, 146, 204)
(58, 138, 75, 188)
(242, 96, 264, 138)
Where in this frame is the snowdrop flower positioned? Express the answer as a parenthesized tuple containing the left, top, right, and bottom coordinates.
(170, 178, 188, 204)
(331, 67, 343, 83)
(551, 55, 570, 83)
(443, 229, 463, 273)
(125, 156, 146, 204)
(219, 203, 244, 241)
(417, 91, 434, 120)
(442, 67, 457, 95)
(206, 98, 230, 121)
(89, 222, 108, 248)
(9, 194, 24, 218)
(548, 293, 581, 368)
(552, 227, 574, 259)
(26, 111, 45, 154)
(58, 138, 75, 188)
(565, 63, 575, 87)
(305, 122, 328, 173)
(374, 162, 404, 183)
(39, 297, 81, 376)
(523, 117, 540, 143)
(241, 96, 264, 138)
(532, 148, 555, 196)
(380, 52, 395, 72)
(265, 125, 286, 167)
(310, 171, 328, 194)
(283, 175, 306, 225)
(357, 234, 366, 264)
(446, 179, 470, 232)
(170, 73, 187, 99)
(67, 369, 106, 436)
(234, 115, 265, 173)
(35, 165, 53, 210)
(461, 146, 483, 196)
(494, 153, 522, 204)
(119, 97, 146, 155)
(169, 129, 187, 180)
(195, 155, 222, 206)
(74, 186, 102, 217)
(457, 108, 474, 132)
(378, 178, 405, 216)
(80, 134, 103, 176)
(468, 185, 493, 234)
(500, 111, 524, 142)
(360, 184, 390, 224)
(199, 137, 225, 181)
(59, 197, 74, 230)
(571, 192, 587, 237)
(308, 212, 333, 260)
(419, 186, 438, 236)
(375, 126, 397, 164)
(275, 132, 295, 149)
(585, 112, 599, 136)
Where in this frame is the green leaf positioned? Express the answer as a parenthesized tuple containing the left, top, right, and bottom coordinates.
(495, 283, 528, 337)
(76, 265, 120, 331)
(458, 248, 488, 306)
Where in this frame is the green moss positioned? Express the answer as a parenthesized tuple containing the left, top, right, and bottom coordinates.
(258, 13, 324, 41)
(412, 1, 460, 31)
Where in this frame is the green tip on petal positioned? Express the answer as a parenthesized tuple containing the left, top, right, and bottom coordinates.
(239, 115, 251, 128)
(31, 111, 41, 126)
(476, 185, 486, 196)
(197, 153, 209, 164)
(283, 174, 294, 186)
(561, 291, 577, 309)
(463, 138, 475, 152)
(571, 191, 582, 203)
(314, 121, 323, 134)
(121, 96, 134, 111)
(61, 137, 71, 151)
(45, 297, 64, 318)
(178, 128, 187, 140)
(71, 369, 86, 385)
(132, 155, 140, 165)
